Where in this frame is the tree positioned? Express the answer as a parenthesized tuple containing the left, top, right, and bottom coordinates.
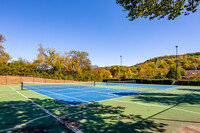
(116, 0, 200, 20)
(34, 44, 66, 71)
(0, 34, 5, 42)
(166, 65, 176, 79)
(33, 44, 95, 81)
(110, 66, 121, 78)
(0, 34, 10, 64)
(166, 65, 182, 80)
(69, 50, 91, 70)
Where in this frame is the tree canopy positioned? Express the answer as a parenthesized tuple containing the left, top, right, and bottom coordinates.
(116, 0, 200, 20)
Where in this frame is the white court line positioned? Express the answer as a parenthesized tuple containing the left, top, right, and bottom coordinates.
(89, 91, 118, 96)
(50, 106, 70, 111)
(73, 95, 133, 106)
(0, 106, 94, 132)
(8, 86, 83, 133)
(61, 107, 95, 118)
(29, 86, 89, 103)
(0, 115, 50, 132)
(23, 87, 72, 106)
(111, 99, 200, 115)
(0, 108, 95, 132)
(9, 86, 64, 123)
(28, 85, 83, 90)
(62, 92, 85, 94)
(63, 91, 118, 97)
(26, 84, 146, 107)
(100, 95, 115, 98)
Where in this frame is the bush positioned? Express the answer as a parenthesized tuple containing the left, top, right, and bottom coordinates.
(104, 78, 175, 85)
(121, 78, 135, 81)
(103, 79, 120, 82)
(177, 80, 200, 86)
(103, 78, 200, 86)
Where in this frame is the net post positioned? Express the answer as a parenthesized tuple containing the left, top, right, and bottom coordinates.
(21, 82, 23, 90)
(94, 81, 96, 86)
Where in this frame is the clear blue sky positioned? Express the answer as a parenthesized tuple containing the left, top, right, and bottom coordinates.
(0, 0, 200, 67)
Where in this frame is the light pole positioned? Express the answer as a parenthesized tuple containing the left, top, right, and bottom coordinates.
(120, 56, 122, 79)
(120, 55, 122, 67)
(176, 46, 178, 80)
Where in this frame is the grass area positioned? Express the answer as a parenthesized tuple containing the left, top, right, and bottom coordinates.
(0, 84, 200, 133)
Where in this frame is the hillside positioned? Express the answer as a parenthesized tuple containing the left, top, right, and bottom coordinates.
(105, 52, 200, 80)
(134, 52, 200, 70)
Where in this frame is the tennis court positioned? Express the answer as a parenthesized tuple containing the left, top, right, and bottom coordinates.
(23, 83, 147, 105)
(1, 83, 200, 133)
(96, 82, 177, 89)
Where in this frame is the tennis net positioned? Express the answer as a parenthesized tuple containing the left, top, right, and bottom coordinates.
(21, 81, 96, 90)
(107, 80, 136, 85)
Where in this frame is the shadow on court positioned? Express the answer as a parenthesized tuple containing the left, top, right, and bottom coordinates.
(178, 88, 200, 92)
(150, 118, 200, 124)
(0, 98, 68, 132)
(129, 88, 200, 127)
(113, 92, 145, 96)
(131, 90, 200, 105)
(65, 102, 167, 133)
(0, 97, 167, 133)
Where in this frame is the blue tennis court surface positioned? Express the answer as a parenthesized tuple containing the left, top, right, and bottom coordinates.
(24, 84, 147, 105)
(95, 82, 177, 89)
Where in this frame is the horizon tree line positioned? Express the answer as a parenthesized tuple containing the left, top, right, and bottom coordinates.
(0, 34, 200, 81)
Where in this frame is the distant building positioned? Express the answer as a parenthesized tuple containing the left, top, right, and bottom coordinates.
(186, 70, 200, 74)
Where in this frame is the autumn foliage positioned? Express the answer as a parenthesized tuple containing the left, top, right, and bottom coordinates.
(0, 35, 199, 81)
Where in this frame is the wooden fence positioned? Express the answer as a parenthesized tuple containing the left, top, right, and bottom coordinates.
(0, 76, 78, 85)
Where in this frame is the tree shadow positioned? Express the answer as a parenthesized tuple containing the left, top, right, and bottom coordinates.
(150, 118, 200, 124)
(63, 102, 167, 133)
(178, 88, 200, 92)
(128, 88, 200, 127)
(0, 98, 168, 133)
(132, 91, 200, 105)
(0, 98, 68, 132)
(113, 92, 146, 96)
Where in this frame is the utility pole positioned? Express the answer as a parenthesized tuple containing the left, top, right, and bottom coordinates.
(176, 45, 178, 80)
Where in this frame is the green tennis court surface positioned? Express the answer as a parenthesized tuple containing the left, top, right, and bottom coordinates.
(0, 83, 200, 133)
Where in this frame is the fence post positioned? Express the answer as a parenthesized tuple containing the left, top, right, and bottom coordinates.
(21, 82, 23, 90)
(20, 74, 22, 83)
(5, 75, 7, 85)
